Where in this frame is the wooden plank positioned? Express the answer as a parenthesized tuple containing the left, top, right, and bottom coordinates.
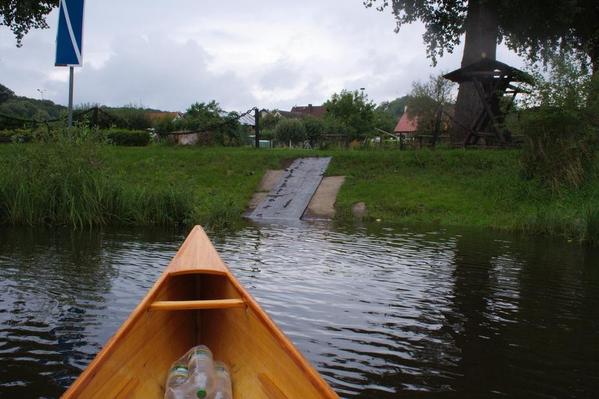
(149, 299, 245, 311)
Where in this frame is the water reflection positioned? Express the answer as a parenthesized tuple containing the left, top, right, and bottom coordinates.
(0, 224, 598, 398)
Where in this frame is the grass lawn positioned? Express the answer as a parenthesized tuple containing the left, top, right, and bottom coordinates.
(328, 149, 599, 243)
(1, 144, 597, 243)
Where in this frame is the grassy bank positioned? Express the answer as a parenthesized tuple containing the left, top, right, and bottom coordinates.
(0, 144, 310, 229)
(328, 149, 599, 244)
(0, 144, 597, 243)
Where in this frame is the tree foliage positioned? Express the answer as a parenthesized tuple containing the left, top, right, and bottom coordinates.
(519, 53, 598, 192)
(324, 90, 376, 139)
(159, 100, 241, 145)
(0, 83, 15, 103)
(364, 0, 599, 72)
(407, 73, 456, 133)
(377, 96, 410, 119)
(274, 118, 306, 146)
(501, 0, 599, 72)
(303, 116, 324, 144)
(0, 0, 59, 47)
(364, 0, 469, 65)
(372, 108, 397, 133)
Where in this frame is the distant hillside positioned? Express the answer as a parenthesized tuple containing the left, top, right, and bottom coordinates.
(0, 83, 66, 122)
(0, 83, 174, 129)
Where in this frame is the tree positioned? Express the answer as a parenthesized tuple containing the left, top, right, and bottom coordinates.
(364, 0, 598, 142)
(501, 1, 599, 76)
(0, 83, 15, 104)
(274, 119, 306, 146)
(324, 90, 375, 140)
(363, 0, 499, 143)
(303, 116, 324, 145)
(406, 73, 456, 133)
(1, 0, 59, 47)
(373, 108, 397, 133)
(377, 96, 410, 119)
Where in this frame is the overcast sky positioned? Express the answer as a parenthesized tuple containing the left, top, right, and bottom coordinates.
(0, 0, 525, 112)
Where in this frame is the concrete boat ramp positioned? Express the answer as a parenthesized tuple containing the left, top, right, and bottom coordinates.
(249, 157, 332, 221)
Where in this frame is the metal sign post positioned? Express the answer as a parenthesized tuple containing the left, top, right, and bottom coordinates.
(55, 0, 85, 127)
(67, 67, 74, 127)
(254, 108, 260, 148)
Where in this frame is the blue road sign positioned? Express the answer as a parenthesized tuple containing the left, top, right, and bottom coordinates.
(55, 0, 85, 67)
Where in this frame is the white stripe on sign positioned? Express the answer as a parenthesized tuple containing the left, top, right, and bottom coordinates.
(61, 0, 82, 65)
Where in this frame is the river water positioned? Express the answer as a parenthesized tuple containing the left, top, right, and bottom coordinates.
(0, 222, 598, 398)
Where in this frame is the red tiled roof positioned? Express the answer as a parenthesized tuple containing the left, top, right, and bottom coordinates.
(147, 111, 181, 122)
(290, 105, 327, 118)
(394, 112, 418, 134)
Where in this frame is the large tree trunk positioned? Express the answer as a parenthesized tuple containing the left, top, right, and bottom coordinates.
(451, 0, 499, 145)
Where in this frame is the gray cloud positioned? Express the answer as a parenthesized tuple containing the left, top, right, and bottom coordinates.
(0, 0, 527, 112)
(48, 35, 257, 111)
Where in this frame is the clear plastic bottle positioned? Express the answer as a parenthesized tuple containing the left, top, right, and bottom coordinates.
(186, 345, 215, 399)
(164, 363, 189, 399)
(212, 361, 233, 399)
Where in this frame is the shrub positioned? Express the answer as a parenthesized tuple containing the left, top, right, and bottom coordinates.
(260, 128, 274, 141)
(324, 90, 375, 140)
(0, 128, 39, 143)
(112, 106, 153, 130)
(303, 116, 324, 145)
(519, 107, 595, 192)
(519, 54, 598, 192)
(0, 130, 13, 142)
(106, 129, 151, 146)
(274, 119, 306, 146)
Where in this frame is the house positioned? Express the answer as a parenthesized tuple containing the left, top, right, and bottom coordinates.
(146, 111, 183, 124)
(394, 107, 418, 136)
(289, 104, 327, 118)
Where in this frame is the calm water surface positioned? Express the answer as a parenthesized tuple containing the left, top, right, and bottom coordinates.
(0, 223, 598, 398)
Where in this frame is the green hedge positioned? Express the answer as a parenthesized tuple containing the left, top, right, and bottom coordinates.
(105, 129, 150, 146)
(0, 129, 34, 143)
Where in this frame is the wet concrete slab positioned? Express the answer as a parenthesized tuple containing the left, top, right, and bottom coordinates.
(249, 157, 332, 221)
(303, 176, 346, 220)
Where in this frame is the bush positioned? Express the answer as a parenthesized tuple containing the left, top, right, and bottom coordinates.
(112, 106, 153, 130)
(274, 119, 306, 146)
(260, 128, 274, 141)
(0, 129, 36, 143)
(106, 129, 151, 146)
(519, 54, 598, 192)
(0, 130, 13, 142)
(520, 107, 596, 192)
(303, 117, 324, 145)
(324, 90, 375, 140)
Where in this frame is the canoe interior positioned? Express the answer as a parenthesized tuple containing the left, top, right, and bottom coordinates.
(67, 270, 334, 399)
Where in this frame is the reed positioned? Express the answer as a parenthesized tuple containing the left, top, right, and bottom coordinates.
(0, 142, 195, 227)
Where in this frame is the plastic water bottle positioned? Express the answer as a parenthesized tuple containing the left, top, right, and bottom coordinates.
(164, 364, 189, 399)
(186, 345, 215, 399)
(212, 361, 233, 399)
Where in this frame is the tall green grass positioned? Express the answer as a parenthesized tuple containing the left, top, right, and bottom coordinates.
(0, 142, 195, 228)
(0, 144, 310, 229)
(1, 143, 598, 244)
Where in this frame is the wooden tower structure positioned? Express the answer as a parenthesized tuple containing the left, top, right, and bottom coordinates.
(444, 59, 534, 146)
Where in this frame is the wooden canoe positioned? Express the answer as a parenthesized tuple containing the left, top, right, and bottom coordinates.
(62, 226, 339, 399)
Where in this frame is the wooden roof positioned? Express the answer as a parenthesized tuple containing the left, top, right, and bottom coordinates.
(443, 59, 534, 84)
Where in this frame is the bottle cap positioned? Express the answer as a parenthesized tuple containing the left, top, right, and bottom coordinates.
(196, 388, 207, 398)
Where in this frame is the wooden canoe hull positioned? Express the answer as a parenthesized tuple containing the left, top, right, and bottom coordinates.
(62, 226, 338, 399)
